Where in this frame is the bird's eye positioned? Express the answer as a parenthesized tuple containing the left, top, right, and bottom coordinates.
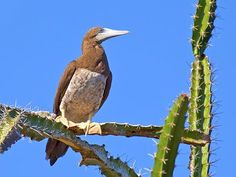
(99, 28, 104, 33)
(91, 28, 103, 38)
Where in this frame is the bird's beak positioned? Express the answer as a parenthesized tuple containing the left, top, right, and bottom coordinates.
(96, 28, 129, 42)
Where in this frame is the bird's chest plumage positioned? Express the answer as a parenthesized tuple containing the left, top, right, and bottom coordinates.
(60, 68, 107, 123)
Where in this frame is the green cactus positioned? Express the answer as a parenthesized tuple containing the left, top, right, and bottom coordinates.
(189, 56, 213, 177)
(188, 0, 215, 176)
(191, 0, 217, 57)
(151, 94, 189, 177)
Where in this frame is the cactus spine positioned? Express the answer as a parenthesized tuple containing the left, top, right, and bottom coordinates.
(151, 94, 189, 177)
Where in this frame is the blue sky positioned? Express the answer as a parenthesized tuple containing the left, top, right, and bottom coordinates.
(0, 0, 235, 176)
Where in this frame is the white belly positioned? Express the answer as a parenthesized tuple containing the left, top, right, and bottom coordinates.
(60, 68, 107, 123)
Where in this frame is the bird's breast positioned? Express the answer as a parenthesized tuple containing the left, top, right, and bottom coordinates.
(60, 68, 107, 123)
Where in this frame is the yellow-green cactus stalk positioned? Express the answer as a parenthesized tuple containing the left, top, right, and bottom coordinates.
(189, 56, 213, 177)
(152, 94, 189, 177)
(192, 0, 217, 57)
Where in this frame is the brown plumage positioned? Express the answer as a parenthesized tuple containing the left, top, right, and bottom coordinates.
(45, 27, 128, 166)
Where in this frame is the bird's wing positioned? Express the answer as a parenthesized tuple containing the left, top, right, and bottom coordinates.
(53, 60, 77, 115)
(99, 71, 112, 108)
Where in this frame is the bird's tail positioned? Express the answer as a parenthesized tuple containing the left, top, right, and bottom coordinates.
(45, 138, 69, 166)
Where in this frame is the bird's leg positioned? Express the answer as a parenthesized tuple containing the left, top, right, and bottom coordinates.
(84, 113, 95, 136)
(85, 115, 102, 135)
(84, 118, 91, 136)
(61, 109, 65, 119)
(57, 107, 70, 128)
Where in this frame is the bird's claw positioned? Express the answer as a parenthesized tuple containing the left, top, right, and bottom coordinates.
(55, 116, 102, 134)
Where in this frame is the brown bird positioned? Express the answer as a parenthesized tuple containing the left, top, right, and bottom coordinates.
(45, 27, 128, 166)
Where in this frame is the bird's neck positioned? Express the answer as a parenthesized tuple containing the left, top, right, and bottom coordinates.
(79, 40, 110, 75)
(82, 40, 104, 56)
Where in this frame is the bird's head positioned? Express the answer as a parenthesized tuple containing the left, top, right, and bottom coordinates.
(83, 27, 129, 44)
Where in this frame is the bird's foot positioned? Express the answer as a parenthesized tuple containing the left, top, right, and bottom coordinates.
(55, 116, 102, 134)
(55, 116, 73, 128)
(76, 120, 90, 136)
(76, 122, 102, 135)
(85, 119, 91, 136)
(88, 122, 102, 135)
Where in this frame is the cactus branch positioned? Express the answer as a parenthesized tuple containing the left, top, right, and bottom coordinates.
(0, 104, 209, 149)
(0, 104, 139, 177)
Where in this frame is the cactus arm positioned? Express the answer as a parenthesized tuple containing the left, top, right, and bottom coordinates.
(0, 104, 209, 146)
(190, 0, 216, 175)
(192, 0, 217, 57)
(72, 123, 209, 146)
(151, 94, 189, 177)
(182, 129, 209, 146)
(189, 56, 213, 177)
